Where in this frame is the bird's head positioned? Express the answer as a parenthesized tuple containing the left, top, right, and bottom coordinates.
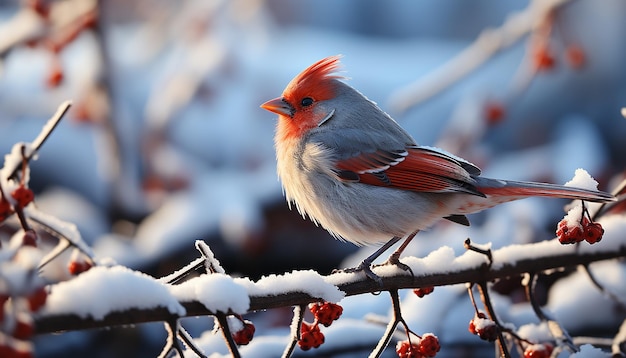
(261, 55, 345, 141)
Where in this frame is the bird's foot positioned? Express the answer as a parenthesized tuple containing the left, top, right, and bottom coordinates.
(374, 252, 414, 278)
(333, 262, 383, 286)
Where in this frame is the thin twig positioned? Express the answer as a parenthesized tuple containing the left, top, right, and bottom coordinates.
(611, 320, 626, 357)
(464, 238, 493, 267)
(195, 240, 225, 274)
(158, 318, 185, 358)
(476, 282, 511, 358)
(178, 324, 207, 358)
(8, 101, 72, 179)
(581, 264, 626, 309)
(281, 304, 305, 358)
(215, 313, 241, 358)
(388, 0, 573, 113)
(369, 290, 403, 358)
(524, 272, 577, 353)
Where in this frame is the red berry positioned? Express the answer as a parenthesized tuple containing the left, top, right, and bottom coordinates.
(556, 218, 584, 244)
(46, 60, 64, 88)
(309, 302, 343, 327)
(22, 230, 37, 247)
(298, 322, 324, 351)
(396, 339, 424, 358)
(469, 313, 499, 341)
(413, 286, 434, 298)
(232, 321, 255, 346)
(524, 343, 554, 358)
(484, 101, 505, 125)
(417, 333, 440, 357)
(583, 221, 604, 244)
(68, 260, 92, 275)
(468, 312, 486, 335)
(11, 186, 34, 209)
(566, 45, 586, 70)
(27, 287, 47, 312)
(12, 319, 34, 340)
(533, 45, 556, 71)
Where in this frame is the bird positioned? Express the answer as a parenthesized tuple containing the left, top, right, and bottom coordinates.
(261, 55, 614, 283)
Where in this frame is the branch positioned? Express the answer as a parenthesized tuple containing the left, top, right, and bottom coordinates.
(387, 0, 573, 113)
(34, 239, 626, 334)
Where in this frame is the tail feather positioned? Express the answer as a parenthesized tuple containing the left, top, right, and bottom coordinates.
(475, 177, 615, 203)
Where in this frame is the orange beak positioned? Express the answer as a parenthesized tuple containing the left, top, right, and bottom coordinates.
(261, 97, 294, 117)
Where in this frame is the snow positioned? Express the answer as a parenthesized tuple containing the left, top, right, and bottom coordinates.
(567, 344, 611, 357)
(170, 273, 249, 314)
(516, 322, 552, 343)
(43, 265, 186, 320)
(239, 269, 345, 303)
(564, 168, 600, 191)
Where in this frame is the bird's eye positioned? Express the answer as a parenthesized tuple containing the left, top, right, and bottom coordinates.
(301, 97, 314, 107)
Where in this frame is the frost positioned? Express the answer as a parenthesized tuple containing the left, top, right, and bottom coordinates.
(44, 266, 185, 320)
(564, 168, 599, 191)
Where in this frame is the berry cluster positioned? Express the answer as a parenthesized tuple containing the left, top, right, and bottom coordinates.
(0, 285, 48, 358)
(523, 343, 554, 358)
(299, 322, 324, 351)
(0, 184, 34, 229)
(231, 319, 255, 346)
(0, 146, 38, 248)
(298, 302, 343, 350)
(412, 286, 434, 298)
(309, 301, 343, 327)
(395, 333, 440, 358)
(556, 205, 604, 245)
(468, 312, 499, 342)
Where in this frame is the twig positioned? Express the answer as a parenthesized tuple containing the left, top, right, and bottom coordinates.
(158, 318, 185, 358)
(464, 238, 493, 267)
(581, 264, 626, 309)
(388, 0, 573, 113)
(7, 101, 71, 180)
(369, 290, 403, 358)
(524, 272, 577, 353)
(281, 304, 305, 358)
(611, 320, 626, 357)
(177, 324, 207, 358)
(195, 240, 225, 274)
(215, 312, 241, 358)
(476, 282, 511, 358)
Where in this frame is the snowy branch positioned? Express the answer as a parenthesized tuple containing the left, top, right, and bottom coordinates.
(34, 237, 626, 334)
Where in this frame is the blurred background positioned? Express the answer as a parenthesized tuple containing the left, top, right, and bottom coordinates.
(1, 0, 625, 356)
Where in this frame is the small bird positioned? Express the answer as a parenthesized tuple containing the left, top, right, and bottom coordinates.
(261, 55, 614, 283)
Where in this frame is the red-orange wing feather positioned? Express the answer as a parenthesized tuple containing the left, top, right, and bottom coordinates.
(335, 147, 485, 196)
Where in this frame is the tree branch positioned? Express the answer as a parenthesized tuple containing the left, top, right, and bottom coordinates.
(34, 240, 626, 334)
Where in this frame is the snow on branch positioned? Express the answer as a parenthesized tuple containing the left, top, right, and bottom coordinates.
(34, 232, 626, 335)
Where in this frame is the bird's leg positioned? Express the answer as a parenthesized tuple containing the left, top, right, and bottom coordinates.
(376, 230, 419, 276)
(335, 236, 404, 285)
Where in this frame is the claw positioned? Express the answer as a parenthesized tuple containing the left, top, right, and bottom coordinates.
(374, 253, 414, 278)
(335, 262, 383, 286)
